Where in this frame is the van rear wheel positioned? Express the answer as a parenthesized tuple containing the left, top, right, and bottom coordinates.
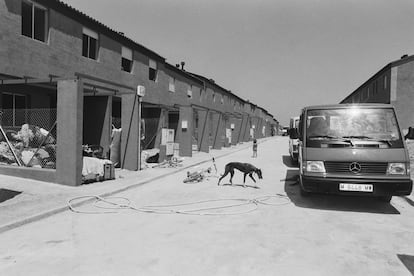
(378, 195, 392, 203)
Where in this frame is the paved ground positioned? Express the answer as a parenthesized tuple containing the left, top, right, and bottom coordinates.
(1, 136, 414, 275)
(0, 139, 258, 233)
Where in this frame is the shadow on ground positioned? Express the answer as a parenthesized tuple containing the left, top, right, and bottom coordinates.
(402, 196, 414, 207)
(220, 183, 260, 189)
(283, 169, 400, 214)
(282, 155, 298, 168)
(0, 188, 22, 203)
(398, 254, 414, 275)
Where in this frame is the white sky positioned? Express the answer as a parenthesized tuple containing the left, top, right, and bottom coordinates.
(62, 0, 414, 126)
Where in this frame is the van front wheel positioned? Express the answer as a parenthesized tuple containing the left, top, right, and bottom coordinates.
(378, 195, 392, 203)
(299, 175, 310, 197)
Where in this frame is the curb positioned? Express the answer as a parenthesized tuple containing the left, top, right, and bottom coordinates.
(0, 139, 260, 233)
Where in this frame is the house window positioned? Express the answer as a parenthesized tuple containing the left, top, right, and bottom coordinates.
(149, 59, 157, 81)
(367, 87, 370, 98)
(187, 85, 192, 98)
(384, 75, 387, 89)
(21, 1, 48, 42)
(221, 95, 224, 104)
(169, 77, 175, 92)
(121, 47, 133, 72)
(1, 93, 28, 127)
(212, 92, 216, 102)
(82, 27, 99, 60)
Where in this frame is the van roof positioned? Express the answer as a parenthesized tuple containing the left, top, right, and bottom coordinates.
(303, 103, 394, 111)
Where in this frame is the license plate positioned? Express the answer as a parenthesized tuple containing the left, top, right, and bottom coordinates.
(339, 183, 373, 192)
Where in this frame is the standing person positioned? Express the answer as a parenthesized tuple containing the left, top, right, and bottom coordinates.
(252, 139, 258, 158)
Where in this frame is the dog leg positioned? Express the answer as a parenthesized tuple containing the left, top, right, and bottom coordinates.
(218, 171, 228, 185)
(229, 169, 234, 185)
(249, 173, 256, 183)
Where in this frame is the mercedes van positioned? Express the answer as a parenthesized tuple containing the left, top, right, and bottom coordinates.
(289, 116, 300, 163)
(298, 104, 412, 202)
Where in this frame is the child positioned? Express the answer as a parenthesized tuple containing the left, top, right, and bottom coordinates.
(252, 139, 257, 158)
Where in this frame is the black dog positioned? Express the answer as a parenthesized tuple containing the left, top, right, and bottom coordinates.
(217, 162, 263, 187)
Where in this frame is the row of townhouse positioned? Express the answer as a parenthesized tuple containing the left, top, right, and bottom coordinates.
(341, 54, 414, 131)
(0, 0, 278, 186)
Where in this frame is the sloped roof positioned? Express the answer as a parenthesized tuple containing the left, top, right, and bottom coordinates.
(36, 0, 165, 61)
(341, 54, 414, 103)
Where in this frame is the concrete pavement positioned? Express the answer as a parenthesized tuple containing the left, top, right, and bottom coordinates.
(0, 138, 268, 233)
(1, 135, 414, 234)
(2, 136, 414, 275)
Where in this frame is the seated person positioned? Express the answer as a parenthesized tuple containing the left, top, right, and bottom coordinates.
(308, 117, 329, 137)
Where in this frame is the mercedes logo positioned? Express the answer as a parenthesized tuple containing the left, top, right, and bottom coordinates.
(349, 162, 361, 173)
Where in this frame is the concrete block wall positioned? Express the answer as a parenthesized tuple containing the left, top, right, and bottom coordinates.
(340, 57, 414, 130)
(0, 0, 276, 182)
(1, 0, 275, 127)
(392, 62, 414, 130)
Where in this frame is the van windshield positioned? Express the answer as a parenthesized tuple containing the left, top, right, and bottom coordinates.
(306, 108, 403, 148)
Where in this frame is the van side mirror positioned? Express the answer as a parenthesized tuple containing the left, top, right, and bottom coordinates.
(298, 116, 303, 141)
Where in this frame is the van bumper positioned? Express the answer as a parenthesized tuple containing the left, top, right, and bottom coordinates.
(301, 175, 413, 196)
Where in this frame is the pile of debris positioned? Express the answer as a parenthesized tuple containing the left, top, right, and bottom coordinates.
(0, 124, 56, 169)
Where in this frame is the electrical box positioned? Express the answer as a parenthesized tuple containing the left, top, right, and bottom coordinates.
(181, 120, 188, 130)
(137, 85, 146, 97)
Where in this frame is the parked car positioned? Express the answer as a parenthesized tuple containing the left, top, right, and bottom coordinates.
(297, 104, 413, 202)
(289, 116, 300, 163)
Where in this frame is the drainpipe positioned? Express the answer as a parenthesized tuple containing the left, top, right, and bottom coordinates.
(137, 85, 145, 170)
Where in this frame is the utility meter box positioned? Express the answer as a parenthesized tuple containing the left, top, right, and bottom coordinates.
(161, 128, 175, 156)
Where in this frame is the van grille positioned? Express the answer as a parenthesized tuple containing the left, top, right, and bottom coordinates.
(324, 161, 387, 175)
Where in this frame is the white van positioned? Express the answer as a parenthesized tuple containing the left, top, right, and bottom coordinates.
(289, 116, 300, 163)
(297, 104, 412, 202)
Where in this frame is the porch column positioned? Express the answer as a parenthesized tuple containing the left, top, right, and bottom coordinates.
(224, 116, 230, 148)
(242, 115, 250, 142)
(213, 113, 225, 149)
(197, 109, 209, 153)
(231, 117, 242, 146)
(178, 106, 193, 157)
(56, 79, 83, 186)
(121, 94, 139, 170)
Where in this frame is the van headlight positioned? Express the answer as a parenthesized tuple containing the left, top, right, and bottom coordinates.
(387, 163, 406, 175)
(305, 161, 326, 173)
